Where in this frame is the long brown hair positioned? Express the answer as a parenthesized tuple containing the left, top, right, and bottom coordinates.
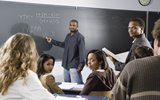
(0, 33, 38, 95)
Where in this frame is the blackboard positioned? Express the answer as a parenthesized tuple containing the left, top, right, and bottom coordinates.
(0, 1, 147, 59)
(148, 11, 160, 47)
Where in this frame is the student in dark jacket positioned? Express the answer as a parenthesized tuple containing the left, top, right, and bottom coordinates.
(80, 49, 116, 95)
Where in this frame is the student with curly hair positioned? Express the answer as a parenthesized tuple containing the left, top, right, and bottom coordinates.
(0, 33, 56, 100)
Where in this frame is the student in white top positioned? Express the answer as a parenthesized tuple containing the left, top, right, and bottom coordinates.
(0, 33, 56, 100)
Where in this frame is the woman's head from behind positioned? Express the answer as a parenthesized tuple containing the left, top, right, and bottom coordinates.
(37, 54, 55, 77)
(133, 46, 153, 59)
(86, 49, 108, 71)
(0, 33, 38, 95)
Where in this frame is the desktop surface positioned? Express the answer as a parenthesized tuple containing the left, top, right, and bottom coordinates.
(55, 94, 109, 100)
(58, 82, 84, 95)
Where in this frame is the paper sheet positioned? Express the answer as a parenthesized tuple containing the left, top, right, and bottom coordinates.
(58, 82, 77, 90)
(102, 47, 128, 63)
(56, 95, 86, 100)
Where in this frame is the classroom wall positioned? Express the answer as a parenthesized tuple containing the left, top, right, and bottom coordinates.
(2, 0, 160, 11)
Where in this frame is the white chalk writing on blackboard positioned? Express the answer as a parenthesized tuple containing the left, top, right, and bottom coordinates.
(18, 12, 60, 24)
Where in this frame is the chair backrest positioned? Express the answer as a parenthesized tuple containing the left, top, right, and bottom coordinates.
(89, 91, 112, 98)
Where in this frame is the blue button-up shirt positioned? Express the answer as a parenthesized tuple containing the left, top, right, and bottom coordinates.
(51, 30, 85, 70)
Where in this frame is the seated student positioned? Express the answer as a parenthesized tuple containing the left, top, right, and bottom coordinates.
(37, 54, 64, 94)
(109, 18, 152, 72)
(0, 33, 56, 100)
(133, 46, 153, 59)
(80, 49, 116, 96)
(116, 46, 154, 78)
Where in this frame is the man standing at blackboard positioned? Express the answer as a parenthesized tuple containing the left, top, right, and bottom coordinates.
(109, 18, 152, 72)
(46, 19, 85, 84)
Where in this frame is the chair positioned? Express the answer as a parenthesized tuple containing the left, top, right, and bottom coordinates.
(89, 91, 112, 98)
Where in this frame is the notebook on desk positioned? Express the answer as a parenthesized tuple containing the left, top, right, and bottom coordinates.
(56, 95, 86, 100)
(55, 94, 109, 100)
(58, 82, 84, 91)
(72, 84, 84, 91)
(58, 82, 77, 90)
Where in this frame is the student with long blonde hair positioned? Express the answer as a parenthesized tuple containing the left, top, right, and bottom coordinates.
(0, 33, 56, 100)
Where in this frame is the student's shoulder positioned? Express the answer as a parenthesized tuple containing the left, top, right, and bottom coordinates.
(46, 74, 55, 80)
(87, 72, 97, 77)
(76, 31, 84, 37)
(88, 70, 104, 77)
(27, 70, 37, 77)
(25, 70, 42, 85)
(78, 33, 85, 41)
(40, 73, 54, 79)
(26, 70, 41, 83)
(125, 56, 155, 70)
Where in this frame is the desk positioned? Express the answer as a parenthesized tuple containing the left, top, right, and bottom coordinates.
(57, 82, 109, 100)
(58, 82, 84, 95)
(55, 94, 109, 100)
